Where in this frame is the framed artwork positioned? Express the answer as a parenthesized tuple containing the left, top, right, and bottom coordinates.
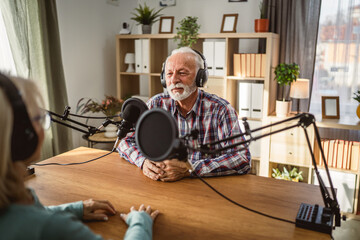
(159, 16, 174, 34)
(322, 96, 340, 119)
(220, 14, 238, 33)
(160, 0, 176, 6)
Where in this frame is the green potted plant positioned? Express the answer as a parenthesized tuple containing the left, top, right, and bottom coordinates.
(173, 16, 200, 48)
(131, 3, 163, 34)
(274, 63, 300, 117)
(353, 90, 360, 119)
(272, 167, 303, 182)
(255, 0, 269, 32)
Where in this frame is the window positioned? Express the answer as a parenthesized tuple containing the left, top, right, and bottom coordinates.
(0, 7, 16, 75)
(310, 0, 360, 116)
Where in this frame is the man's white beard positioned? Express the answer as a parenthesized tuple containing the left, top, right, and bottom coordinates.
(167, 82, 197, 101)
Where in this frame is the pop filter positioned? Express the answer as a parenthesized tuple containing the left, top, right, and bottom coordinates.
(135, 108, 186, 162)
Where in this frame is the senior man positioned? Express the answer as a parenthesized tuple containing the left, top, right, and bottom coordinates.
(118, 47, 251, 181)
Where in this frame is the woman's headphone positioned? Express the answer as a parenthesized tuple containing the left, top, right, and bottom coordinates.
(0, 73, 38, 162)
(160, 49, 208, 88)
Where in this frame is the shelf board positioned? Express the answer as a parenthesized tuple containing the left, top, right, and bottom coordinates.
(314, 165, 359, 175)
(227, 76, 265, 81)
(269, 161, 311, 168)
(116, 32, 280, 40)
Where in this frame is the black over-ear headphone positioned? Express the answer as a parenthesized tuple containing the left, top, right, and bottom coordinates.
(160, 49, 209, 88)
(0, 73, 38, 162)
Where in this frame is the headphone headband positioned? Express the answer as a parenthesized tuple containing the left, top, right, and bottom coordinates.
(160, 49, 208, 88)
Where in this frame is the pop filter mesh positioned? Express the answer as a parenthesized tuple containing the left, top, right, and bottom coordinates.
(136, 109, 176, 161)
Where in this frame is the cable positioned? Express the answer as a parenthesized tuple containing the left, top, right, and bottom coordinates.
(33, 150, 114, 166)
(193, 172, 296, 225)
(68, 112, 120, 119)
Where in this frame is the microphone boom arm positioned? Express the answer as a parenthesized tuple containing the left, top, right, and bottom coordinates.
(190, 113, 341, 232)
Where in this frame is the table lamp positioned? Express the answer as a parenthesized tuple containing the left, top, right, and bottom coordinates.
(290, 78, 310, 114)
(124, 53, 135, 72)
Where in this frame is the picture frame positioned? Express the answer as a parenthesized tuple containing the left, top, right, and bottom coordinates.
(159, 16, 174, 34)
(221, 14, 238, 33)
(321, 96, 340, 119)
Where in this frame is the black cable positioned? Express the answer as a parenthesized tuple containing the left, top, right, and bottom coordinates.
(68, 112, 121, 119)
(193, 172, 296, 225)
(32, 150, 114, 166)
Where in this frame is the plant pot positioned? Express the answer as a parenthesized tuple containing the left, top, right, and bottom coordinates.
(254, 19, 269, 33)
(276, 100, 292, 117)
(357, 104, 360, 119)
(142, 24, 152, 34)
(104, 125, 117, 138)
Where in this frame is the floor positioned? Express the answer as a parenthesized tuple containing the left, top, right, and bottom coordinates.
(332, 216, 360, 240)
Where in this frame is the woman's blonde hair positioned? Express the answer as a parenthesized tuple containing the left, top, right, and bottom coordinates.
(0, 75, 43, 210)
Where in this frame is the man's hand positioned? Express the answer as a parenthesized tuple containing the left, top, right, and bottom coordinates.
(142, 159, 165, 181)
(155, 159, 191, 182)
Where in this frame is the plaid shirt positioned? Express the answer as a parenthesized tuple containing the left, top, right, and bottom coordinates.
(117, 89, 251, 176)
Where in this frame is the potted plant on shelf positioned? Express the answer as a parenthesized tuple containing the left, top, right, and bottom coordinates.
(76, 95, 124, 138)
(131, 3, 164, 34)
(173, 16, 200, 48)
(274, 63, 300, 117)
(353, 90, 360, 119)
(272, 167, 303, 182)
(255, 0, 269, 32)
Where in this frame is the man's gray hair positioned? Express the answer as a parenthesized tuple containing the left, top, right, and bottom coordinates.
(167, 47, 204, 72)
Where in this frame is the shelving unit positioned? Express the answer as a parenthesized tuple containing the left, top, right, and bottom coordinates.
(116, 33, 279, 117)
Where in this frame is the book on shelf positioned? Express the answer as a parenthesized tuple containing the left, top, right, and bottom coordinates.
(350, 141, 359, 171)
(319, 139, 359, 171)
(233, 53, 266, 78)
(233, 54, 241, 76)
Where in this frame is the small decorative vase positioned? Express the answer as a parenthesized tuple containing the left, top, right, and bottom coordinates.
(142, 24, 151, 34)
(104, 125, 117, 138)
(276, 100, 292, 118)
(357, 104, 360, 119)
(254, 19, 269, 32)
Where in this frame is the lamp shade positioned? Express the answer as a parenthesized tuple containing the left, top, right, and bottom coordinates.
(290, 78, 309, 99)
(124, 53, 135, 64)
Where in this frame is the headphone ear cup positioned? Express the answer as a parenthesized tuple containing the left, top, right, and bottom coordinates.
(195, 69, 208, 87)
(160, 62, 166, 88)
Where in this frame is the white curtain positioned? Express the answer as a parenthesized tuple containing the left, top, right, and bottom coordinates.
(310, 0, 360, 117)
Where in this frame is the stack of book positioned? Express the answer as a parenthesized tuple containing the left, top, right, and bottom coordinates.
(318, 139, 359, 171)
(233, 53, 266, 78)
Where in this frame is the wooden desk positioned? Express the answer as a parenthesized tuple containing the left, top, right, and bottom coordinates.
(27, 147, 330, 239)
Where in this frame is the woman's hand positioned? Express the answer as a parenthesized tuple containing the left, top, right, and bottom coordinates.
(83, 199, 116, 221)
(120, 204, 159, 222)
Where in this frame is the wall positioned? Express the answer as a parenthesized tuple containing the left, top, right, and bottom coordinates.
(56, 0, 261, 148)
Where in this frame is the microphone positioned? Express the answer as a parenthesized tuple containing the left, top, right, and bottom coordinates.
(135, 108, 188, 162)
(112, 98, 148, 151)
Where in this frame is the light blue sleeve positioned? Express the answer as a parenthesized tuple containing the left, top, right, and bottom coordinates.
(41, 212, 103, 240)
(45, 201, 83, 219)
(124, 211, 153, 240)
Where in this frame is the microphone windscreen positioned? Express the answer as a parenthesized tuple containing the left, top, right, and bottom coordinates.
(122, 104, 140, 124)
(120, 97, 148, 124)
(135, 108, 178, 161)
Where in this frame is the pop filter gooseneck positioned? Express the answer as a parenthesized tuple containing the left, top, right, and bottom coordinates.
(135, 108, 187, 162)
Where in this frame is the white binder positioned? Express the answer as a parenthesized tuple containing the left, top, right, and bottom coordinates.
(135, 39, 142, 73)
(238, 82, 251, 118)
(251, 83, 264, 118)
(214, 42, 225, 76)
(202, 41, 215, 76)
(142, 39, 150, 73)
